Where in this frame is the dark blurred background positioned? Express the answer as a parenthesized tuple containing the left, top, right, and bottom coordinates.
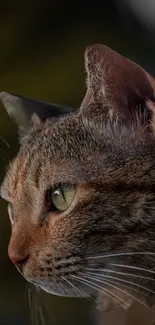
(1, 1, 155, 324)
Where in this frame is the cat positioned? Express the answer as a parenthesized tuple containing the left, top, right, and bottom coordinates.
(1, 44, 155, 313)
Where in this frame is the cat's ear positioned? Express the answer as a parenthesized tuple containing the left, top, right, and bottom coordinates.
(80, 44, 155, 129)
(0, 92, 74, 130)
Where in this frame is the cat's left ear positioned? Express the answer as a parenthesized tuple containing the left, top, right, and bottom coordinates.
(80, 44, 155, 130)
(0, 92, 74, 130)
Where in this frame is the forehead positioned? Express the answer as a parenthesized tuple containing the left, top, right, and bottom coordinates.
(0, 140, 94, 204)
(0, 115, 129, 202)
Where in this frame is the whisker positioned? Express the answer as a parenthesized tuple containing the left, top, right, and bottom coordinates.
(101, 278, 149, 300)
(25, 284, 32, 321)
(32, 285, 40, 325)
(35, 285, 56, 325)
(83, 271, 155, 295)
(102, 280, 150, 310)
(42, 303, 56, 325)
(85, 252, 155, 260)
(70, 274, 128, 308)
(84, 267, 155, 281)
(110, 264, 155, 275)
(34, 294, 39, 325)
(0, 136, 10, 148)
(80, 273, 149, 309)
(140, 249, 155, 264)
(38, 305, 46, 325)
(61, 276, 90, 300)
(25, 283, 38, 325)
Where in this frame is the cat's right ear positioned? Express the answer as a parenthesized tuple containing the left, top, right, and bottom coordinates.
(0, 92, 75, 131)
(80, 44, 155, 130)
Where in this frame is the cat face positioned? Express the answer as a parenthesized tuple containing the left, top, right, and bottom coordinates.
(1, 45, 155, 310)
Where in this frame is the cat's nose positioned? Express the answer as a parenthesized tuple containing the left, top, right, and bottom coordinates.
(8, 246, 29, 270)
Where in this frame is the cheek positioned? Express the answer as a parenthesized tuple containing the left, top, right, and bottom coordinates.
(24, 214, 87, 275)
(26, 219, 74, 265)
(47, 214, 80, 250)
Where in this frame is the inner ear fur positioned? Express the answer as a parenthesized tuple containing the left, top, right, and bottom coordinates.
(80, 44, 155, 129)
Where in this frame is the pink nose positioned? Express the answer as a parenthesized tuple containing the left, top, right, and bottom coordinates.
(8, 245, 29, 269)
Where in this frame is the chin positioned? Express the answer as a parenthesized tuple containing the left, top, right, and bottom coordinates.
(38, 281, 86, 297)
(26, 276, 93, 298)
(25, 277, 82, 297)
(38, 284, 80, 297)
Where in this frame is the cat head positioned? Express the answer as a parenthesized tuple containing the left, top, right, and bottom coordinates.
(1, 44, 155, 311)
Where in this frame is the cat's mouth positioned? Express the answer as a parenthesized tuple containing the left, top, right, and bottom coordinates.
(24, 275, 94, 297)
(19, 265, 95, 298)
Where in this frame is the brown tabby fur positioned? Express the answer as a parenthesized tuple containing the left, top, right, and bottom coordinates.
(1, 44, 155, 313)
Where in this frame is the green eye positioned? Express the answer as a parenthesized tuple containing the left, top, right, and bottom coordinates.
(51, 185, 76, 212)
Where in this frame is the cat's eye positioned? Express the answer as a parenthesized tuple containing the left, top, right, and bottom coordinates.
(8, 204, 14, 225)
(49, 185, 76, 212)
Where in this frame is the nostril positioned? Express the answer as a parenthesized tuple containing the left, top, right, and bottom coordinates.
(8, 246, 29, 270)
(16, 256, 29, 269)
